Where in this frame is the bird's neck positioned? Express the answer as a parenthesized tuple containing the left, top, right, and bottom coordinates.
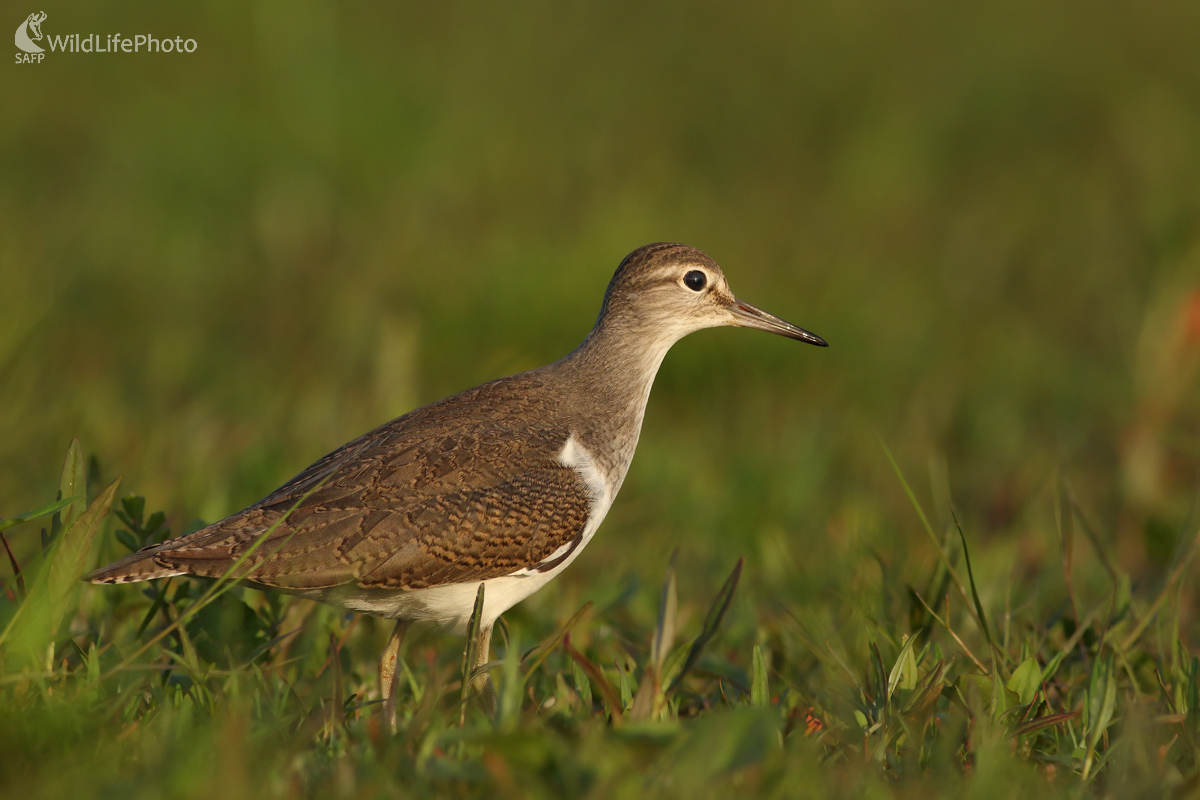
(553, 313, 687, 486)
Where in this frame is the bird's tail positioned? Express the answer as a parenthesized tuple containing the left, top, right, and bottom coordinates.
(83, 545, 186, 584)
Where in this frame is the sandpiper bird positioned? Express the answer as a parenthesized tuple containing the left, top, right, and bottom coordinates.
(86, 243, 826, 718)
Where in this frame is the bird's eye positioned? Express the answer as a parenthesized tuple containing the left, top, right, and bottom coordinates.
(683, 270, 707, 291)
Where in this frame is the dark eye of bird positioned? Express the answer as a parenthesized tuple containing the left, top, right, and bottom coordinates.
(683, 270, 707, 291)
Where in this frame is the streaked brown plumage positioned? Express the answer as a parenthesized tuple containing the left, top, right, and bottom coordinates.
(90, 376, 590, 591)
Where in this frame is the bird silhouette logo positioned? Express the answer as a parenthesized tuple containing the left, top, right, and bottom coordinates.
(15, 11, 46, 54)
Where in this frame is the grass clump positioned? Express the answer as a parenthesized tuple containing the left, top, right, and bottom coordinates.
(3, 440, 1199, 798)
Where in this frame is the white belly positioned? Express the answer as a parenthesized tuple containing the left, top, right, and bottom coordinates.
(334, 434, 617, 631)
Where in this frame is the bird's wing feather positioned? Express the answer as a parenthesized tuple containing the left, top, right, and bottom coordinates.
(103, 375, 595, 590)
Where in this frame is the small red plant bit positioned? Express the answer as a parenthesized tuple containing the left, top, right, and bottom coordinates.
(804, 708, 823, 736)
(1183, 286, 1200, 346)
(1, 530, 24, 597)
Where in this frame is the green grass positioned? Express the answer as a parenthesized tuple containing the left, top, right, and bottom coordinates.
(4, 0, 1200, 796)
(3, 440, 1200, 797)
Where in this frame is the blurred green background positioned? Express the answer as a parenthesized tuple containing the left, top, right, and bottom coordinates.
(3, 0, 1200, 619)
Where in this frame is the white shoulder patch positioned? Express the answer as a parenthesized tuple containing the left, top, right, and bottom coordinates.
(558, 434, 609, 507)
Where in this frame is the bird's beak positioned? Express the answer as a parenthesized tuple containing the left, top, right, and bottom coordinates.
(729, 299, 828, 346)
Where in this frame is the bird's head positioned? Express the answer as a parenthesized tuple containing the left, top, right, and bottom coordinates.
(598, 243, 828, 348)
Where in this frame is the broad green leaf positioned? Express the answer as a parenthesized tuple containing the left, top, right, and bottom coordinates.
(659, 641, 690, 690)
(960, 672, 1017, 721)
(47, 478, 120, 633)
(629, 670, 656, 721)
(1086, 654, 1117, 752)
(991, 669, 1021, 722)
(58, 439, 86, 534)
(2, 478, 119, 664)
(116, 495, 145, 531)
(1007, 656, 1041, 706)
(962, 674, 991, 709)
(572, 660, 592, 710)
(751, 644, 769, 708)
(900, 637, 919, 691)
(887, 634, 918, 698)
(114, 528, 140, 552)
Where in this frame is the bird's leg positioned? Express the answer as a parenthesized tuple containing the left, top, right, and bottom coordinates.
(472, 621, 497, 716)
(380, 619, 411, 733)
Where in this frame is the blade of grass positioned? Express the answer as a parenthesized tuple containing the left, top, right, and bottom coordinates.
(459, 582, 485, 726)
(667, 557, 742, 694)
(329, 632, 345, 734)
(825, 638, 868, 695)
(134, 578, 174, 638)
(520, 601, 592, 683)
(1055, 474, 1079, 626)
(1082, 653, 1117, 780)
(1042, 588, 1114, 683)
(902, 659, 945, 715)
(1012, 710, 1079, 738)
(1064, 478, 1118, 584)
(0, 494, 84, 533)
(651, 550, 678, 675)
(950, 508, 1002, 668)
(887, 634, 919, 700)
(870, 642, 888, 715)
(632, 554, 679, 721)
(775, 602, 865, 695)
(564, 633, 623, 726)
(911, 590, 989, 675)
(881, 441, 988, 640)
(1121, 525, 1200, 651)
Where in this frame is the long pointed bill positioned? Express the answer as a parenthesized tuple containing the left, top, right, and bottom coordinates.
(730, 299, 828, 346)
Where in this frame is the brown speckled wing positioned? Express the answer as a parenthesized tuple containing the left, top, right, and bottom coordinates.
(97, 374, 593, 590)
